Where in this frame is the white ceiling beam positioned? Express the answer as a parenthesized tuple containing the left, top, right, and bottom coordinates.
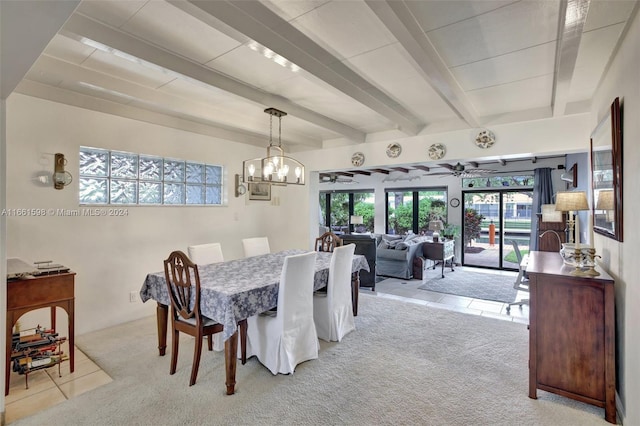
(365, 0, 481, 129)
(62, 13, 364, 144)
(552, 0, 590, 117)
(183, 0, 423, 136)
(16, 79, 283, 149)
(31, 55, 321, 148)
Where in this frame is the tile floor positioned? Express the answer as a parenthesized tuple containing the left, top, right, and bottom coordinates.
(5, 341, 112, 424)
(369, 266, 530, 324)
(6, 266, 526, 423)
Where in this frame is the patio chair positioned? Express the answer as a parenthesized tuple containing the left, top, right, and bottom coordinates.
(506, 240, 529, 313)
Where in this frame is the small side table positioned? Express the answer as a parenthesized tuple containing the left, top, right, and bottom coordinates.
(6, 272, 75, 395)
(423, 240, 455, 278)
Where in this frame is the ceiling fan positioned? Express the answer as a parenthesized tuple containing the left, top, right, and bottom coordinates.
(425, 162, 495, 178)
(319, 174, 358, 184)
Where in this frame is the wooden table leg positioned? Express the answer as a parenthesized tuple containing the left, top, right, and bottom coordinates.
(239, 319, 247, 365)
(66, 301, 75, 374)
(351, 272, 360, 317)
(5, 313, 14, 396)
(156, 303, 168, 356)
(224, 331, 238, 395)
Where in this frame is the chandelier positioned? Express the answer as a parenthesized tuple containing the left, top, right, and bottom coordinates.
(242, 108, 305, 186)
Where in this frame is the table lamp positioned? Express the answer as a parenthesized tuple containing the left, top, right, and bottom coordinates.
(595, 189, 615, 222)
(555, 191, 589, 246)
(350, 215, 363, 234)
(429, 220, 444, 242)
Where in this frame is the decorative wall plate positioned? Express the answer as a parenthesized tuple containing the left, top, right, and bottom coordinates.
(475, 129, 496, 149)
(351, 152, 365, 167)
(386, 143, 402, 158)
(428, 143, 446, 160)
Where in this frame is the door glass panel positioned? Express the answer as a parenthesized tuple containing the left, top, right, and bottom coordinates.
(463, 190, 533, 270)
(463, 192, 500, 268)
(418, 191, 447, 234)
(503, 191, 532, 269)
(387, 191, 413, 235)
(329, 193, 349, 234)
(353, 192, 374, 233)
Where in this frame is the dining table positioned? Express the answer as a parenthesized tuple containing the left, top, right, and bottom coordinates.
(140, 249, 369, 395)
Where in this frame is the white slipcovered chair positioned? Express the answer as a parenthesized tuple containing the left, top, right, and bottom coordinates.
(187, 243, 224, 265)
(313, 244, 356, 342)
(244, 251, 319, 375)
(242, 237, 271, 257)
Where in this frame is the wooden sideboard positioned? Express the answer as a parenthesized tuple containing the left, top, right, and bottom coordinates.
(526, 251, 615, 424)
(5, 271, 76, 395)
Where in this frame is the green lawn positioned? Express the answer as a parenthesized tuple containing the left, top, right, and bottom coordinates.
(504, 249, 529, 263)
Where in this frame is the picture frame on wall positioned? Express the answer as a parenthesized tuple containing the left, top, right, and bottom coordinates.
(248, 183, 271, 201)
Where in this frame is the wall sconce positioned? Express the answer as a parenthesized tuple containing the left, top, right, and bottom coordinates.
(53, 153, 73, 190)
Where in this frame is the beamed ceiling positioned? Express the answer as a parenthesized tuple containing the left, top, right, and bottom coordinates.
(10, 0, 639, 159)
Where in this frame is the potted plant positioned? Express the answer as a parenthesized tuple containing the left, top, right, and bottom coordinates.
(442, 223, 460, 240)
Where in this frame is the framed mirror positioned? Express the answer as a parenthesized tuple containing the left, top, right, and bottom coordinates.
(591, 97, 623, 241)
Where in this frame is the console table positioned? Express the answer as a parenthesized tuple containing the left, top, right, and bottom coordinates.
(422, 240, 455, 278)
(526, 251, 615, 424)
(5, 270, 76, 395)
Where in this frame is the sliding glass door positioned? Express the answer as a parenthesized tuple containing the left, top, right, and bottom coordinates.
(319, 191, 374, 234)
(462, 189, 532, 270)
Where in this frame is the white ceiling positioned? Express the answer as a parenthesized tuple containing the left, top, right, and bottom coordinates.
(11, 0, 639, 152)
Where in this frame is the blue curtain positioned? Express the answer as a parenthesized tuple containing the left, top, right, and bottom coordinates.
(530, 168, 554, 251)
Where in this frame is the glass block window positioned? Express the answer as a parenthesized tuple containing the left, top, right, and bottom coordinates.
(79, 147, 224, 206)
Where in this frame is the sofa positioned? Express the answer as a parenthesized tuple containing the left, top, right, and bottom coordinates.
(340, 234, 377, 290)
(376, 234, 432, 279)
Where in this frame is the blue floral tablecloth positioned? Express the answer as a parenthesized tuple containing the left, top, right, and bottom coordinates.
(140, 250, 369, 340)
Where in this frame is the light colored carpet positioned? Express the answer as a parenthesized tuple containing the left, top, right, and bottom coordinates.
(13, 294, 608, 425)
(418, 269, 519, 303)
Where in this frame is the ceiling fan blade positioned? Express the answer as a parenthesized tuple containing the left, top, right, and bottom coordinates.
(466, 168, 496, 174)
(437, 163, 454, 170)
(424, 172, 453, 176)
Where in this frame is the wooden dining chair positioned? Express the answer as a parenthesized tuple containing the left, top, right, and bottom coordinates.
(163, 250, 224, 386)
(245, 251, 319, 375)
(315, 231, 343, 252)
(313, 244, 356, 342)
(187, 243, 248, 363)
(242, 237, 271, 257)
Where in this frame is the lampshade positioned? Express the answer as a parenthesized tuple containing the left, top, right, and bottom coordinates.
(541, 204, 563, 222)
(350, 215, 364, 225)
(242, 108, 305, 186)
(555, 191, 589, 212)
(428, 220, 444, 231)
(595, 189, 614, 210)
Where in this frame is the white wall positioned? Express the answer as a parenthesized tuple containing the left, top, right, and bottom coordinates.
(5, 94, 309, 335)
(590, 6, 640, 424)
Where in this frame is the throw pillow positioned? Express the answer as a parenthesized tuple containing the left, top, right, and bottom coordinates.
(404, 234, 417, 243)
(377, 240, 389, 250)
